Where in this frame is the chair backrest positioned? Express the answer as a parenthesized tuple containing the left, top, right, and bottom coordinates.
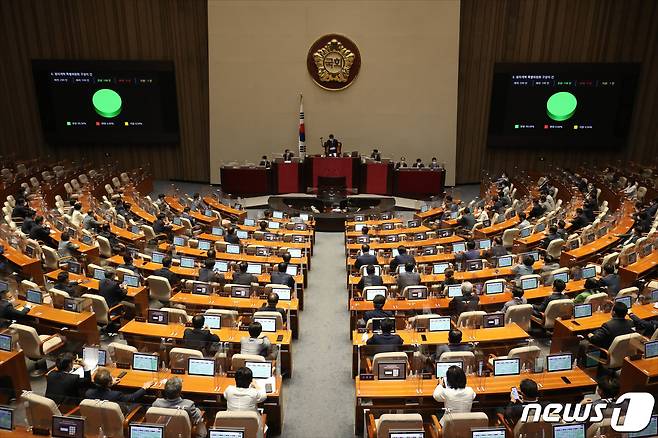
(372, 352, 408, 379)
(502, 228, 520, 247)
(81, 293, 110, 325)
(652, 328, 658, 341)
(161, 307, 190, 324)
(403, 285, 428, 300)
(601, 251, 619, 269)
(441, 412, 489, 436)
(214, 411, 262, 438)
(108, 342, 137, 364)
(507, 345, 541, 369)
(145, 407, 191, 438)
(96, 235, 113, 258)
(376, 413, 423, 437)
(231, 353, 265, 370)
(514, 418, 552, 437)
(80, 399, 125, 438)
(584, 292, 609, 310)
(42, 246, 60, 269)
(205, 309, 239, 327)
(409, 313, 442, 329)
(456, 311, 486, 328)
(505, 304, 533, 331)
(608, 333, 644, 368)
(141, 224, 157, 240)
(22, 392, 62, 431)
(49, 288, 71, 308)
(10, 323, 45, 359)
(440, 351, 475, 369)
(105, 184, 114, 195)
(543, 299, 574, 329)
(616, 287, 639, 299)
(169, 347, 203, 370)
(147, 275, 172, 302)
(253, 311, 284, 330)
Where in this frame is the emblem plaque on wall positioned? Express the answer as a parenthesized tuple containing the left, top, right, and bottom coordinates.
(307, 34, 361, 91)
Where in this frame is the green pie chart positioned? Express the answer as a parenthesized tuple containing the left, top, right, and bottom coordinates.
(546, 91, 577, 121)
(92, 89, 122, 118)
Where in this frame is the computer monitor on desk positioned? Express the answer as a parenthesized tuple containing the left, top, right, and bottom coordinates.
(521, 277, 539, 290)
(377, 362, 407, 380)
(0, 334, 12, 352)
(148, 309, 169, 325)
(435, 361, 462, 379)
(497, 255, 513, 268)
(247, 263, 262, 275)
(388, 431, 424, 438)
(493, 358, 520, 376)
(245, 360, 273, 379)
(433, 263, 450, 274)
(483, 313, 504, 328)
(630, 414, 658, 437)
(471, 428, 506, 438)
(547, 353, 572, 372)
(428, 317, 451, 332)
(452, 242, 466, 253)
(581, 265, 597, 279)
(0, 406, 13, 431)
(129, 424, 165, 438)
(151, 251, 165, 264)
(552, 423, 585, 438)
(52, 415, 85, 438)
(253, 317, 276, 333)
(644, 340, 658, 359)
(213, 260, 229, 272)
(122, 274, 140, 288)
(226, 244, 240, 254)
(132, 353, 158, 372)
(287, 248, 302, 258)
(173, 236, 185, 246)
(208, 428, 245, 438)
(447, 284, 462, 298)
(553, 272, 569, 283)
(204, 314, 222, 329)
(272, 287, 291, 300)
(26, 288, 43, 304)
(484, 280, 505, 295)
(188, 358, 215, 376)
(365, 287, 387, 301)
(180, 257, 195, 269)
(231, 285, 250, 298)
(93, 268, 105, 280)
(615, 296, 632, 309)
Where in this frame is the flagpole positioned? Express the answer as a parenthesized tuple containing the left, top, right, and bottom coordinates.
(298, 93, 306, 158)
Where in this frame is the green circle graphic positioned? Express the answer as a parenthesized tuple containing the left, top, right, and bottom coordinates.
(546, 91, 577, 122)
(92, 89, 122, 118)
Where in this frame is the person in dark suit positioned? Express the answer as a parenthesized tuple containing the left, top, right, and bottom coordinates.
(457, 208, 476, 230)
(260, 292, 287, 323)
(355, 244, 377, 270)
(540, 225, 560, 249)
(0, 288, 31, 325)
(598, 264, 621, 297)
(183, 315, 220, 352)
(370, 149, 382, 161)
(98, 270, 127, 308)
(366, 318, 403, 352)
(20, 210, 36, 234)
(28, 216, 51, 242)
(429, 157, 441, 170)
(233, 261, 257, 286)
(438, 268, 459, 293)
(198, 259, 221, 283)
(225, 227, 241, 245)
(448, 282, 480, 314)
(487, 236, 508, 258)
(504, 379, 545, 427)
(412, 158, 424, 168)
(358, 264, 383, 289)
(528, 199, 545, 219)
(117, 254, 139, 275)
(282, 149, 294, 161)
(11, 198, 34, 219)
(570, 208, 590, 231)
(85, 367, 153, 405)
(533, 278, 566, 316)
(395, 157, 408, 169)
(45, 353, 90, 405)
(364, 294, 393, 322)
(588, 302, 634, 349)
(153, 256, 180, 287)
(390, 245, 415, 272)
(396, 262, 421, 291)
(270, 262, 295, 289)
(324, 134, 340, 156)
(456, 240, 480, 262)
(53, 270, 79, 295)
(153, 213, 173, 239)
(435, 329, 473, 359)
(259, 155, 271, 168)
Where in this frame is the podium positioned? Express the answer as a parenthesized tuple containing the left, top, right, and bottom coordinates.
(274, 160, 302, 193)
(361, 161, 393, 195)
(394, 168, 446, 199)
(220, 166, 272, 196)
(307, 155, 359, 189)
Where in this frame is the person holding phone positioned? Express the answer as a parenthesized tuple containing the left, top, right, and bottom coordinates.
(503, 378, 543, 427)
(432, 365, 475, 425)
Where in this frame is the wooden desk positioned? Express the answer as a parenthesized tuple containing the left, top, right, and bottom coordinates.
(353, 368, 597, 435)
(351, 324, 529, 377)
(169, 292, 300, 339)
(619, 250, 658, 287)
(203, 196, 247, 220)
(0, 350, 30, 402)
(345, 226, 431, 237)
(165, 196, 219, 226)
(109, 367, 283, 435)
(620, 356, 658, 394)
(0, 238, 43, 284)
(346, 218, 404, 227)
(414, 207, 445, 221)
(119, 320, 293, 377)
(156, 243, 309, 268)
(45, 269, 149, 316)
(16, 299, 100, 344)
(551, 303, 658, 352)
(474, 216, 520, 238)
(345, 235, 464, 252)
(122, 194, 184, 234)
(196, 233, 312, 253)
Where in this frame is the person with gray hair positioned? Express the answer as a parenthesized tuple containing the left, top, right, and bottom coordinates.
(152, 377, 207, 438)
(448, 281, 479, 314)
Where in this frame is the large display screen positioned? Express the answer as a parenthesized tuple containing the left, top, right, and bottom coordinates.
(487, 63, 639, 148)
(32, 60, 180, 144)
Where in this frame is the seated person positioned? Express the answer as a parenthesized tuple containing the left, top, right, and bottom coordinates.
(435, 329, 472, 360)
(198, 258, 221, 283)
(282, 149, 294, 161)
(511, 255, 535, 285)
(224, 227, 241, 245)
(630, 311, 658, 337)
(456, 240, 480, 262)
(571, 208, 590, 231)
(355, 244, 377, 270)
(502, 286, 527, 314)
(20, 210, 36, 234)
(98, 270, 128, 308)
(45, 352, 91, 405)
(448, 281, 479, 314)
(504, 379, 544, 427)
(117, 254, 139, 275)
(0, 287, 31, 324)
(412, 158, 424, 168)
(438, 268, 458, 292)
(533, 278, 567, 316)
(224, 367, 267, 413)
(541, 225, 560, 249)
(260, 292, 287, 323)
(517, 212, 531, 230)
(153, 213, 173, 238)
(85, 367, 153, 406)
(370, 149, 382, 161)
(153, 256, 180, 287)
(581, 375, 620, 414)
(389, 245, 415, 272)
(396, 262, 420, 291)
(29, 215, 51, 242)
(82, 210, 101, 231)
(540, 255, 561, 285)
(233, 261, 257, 286)
(573, 278, 601, 304)
(432, 365, 476, 425)
(457, 208, 476, 229)
(259, 155, 270, 168)
(11, 198, 34, 218)
(581, 301, 634, 353)
(395, 157, 408, 169)
(270, 262, 295, 289)
(54, 270, 79, 295)
(358, 264, 383, 289)
(153, 377, 207, 438)
(183, 314, 220, 352)
(528, 199, 545, 219)
(598, 264, 621, 297)
(366, 317, 403, 352)
(364, 294, 393, 323)
(240, 322, 271, 357)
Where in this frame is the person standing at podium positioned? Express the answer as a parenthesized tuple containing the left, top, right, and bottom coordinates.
(370, 149, 382, 161)
(283, 149, 294, 162)
(324, 134, 341, 157)
(395, 157, 408, 169)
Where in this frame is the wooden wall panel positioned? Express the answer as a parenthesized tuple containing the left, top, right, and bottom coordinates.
(0, 0, 209, 182)
(456, 0, 658, 184)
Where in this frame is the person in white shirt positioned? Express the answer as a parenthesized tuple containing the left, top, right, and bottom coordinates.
(224, 367, 268, 412)
(70, 203, 84, 227)
(623, 181, 638, 199)
(476, 207, 489, 223)
(517, 212, 530, 230)
(432, 365, 476, 425)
